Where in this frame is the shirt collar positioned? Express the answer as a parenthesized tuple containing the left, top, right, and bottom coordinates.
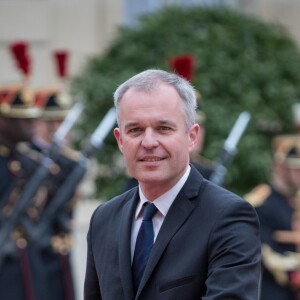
(135, 165, 191, 219)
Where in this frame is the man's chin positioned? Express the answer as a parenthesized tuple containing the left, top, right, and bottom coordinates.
(135, 173, 162, 185)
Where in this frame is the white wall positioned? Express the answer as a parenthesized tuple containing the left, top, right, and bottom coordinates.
(1, 0, 300, 89)
(243, 0, 300, 46)
(0, 0, 122, 88)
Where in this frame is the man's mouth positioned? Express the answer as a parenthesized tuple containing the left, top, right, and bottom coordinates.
(139, 156, 165, 162)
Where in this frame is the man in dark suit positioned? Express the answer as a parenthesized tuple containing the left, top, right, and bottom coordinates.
(84, 69, 261, 299)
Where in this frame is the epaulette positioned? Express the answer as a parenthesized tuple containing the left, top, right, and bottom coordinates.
(16, 142, 44, 163)
(244, 183, 271, 207)
(59, 145, 82, 162)
(0, 144, 10, 157)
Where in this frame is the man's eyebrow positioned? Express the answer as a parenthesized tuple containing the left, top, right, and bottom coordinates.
(158, 120, 177, 127)
(124, 121, 140, 130)
(124, 120, 177, 130)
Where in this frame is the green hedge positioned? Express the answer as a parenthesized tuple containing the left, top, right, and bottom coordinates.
(72, 5, 300, 199)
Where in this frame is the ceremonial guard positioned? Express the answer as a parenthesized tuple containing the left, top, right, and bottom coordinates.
(0, 84, 46, 300)
(0, 40, 54, 300)
(30, 85, 78, 300)
(245, 134, 300, 300)
(0, 40, 78, 300)
(25, 49, 78, 300)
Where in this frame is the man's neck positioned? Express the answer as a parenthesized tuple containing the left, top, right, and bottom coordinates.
(139, 165, 191, 201)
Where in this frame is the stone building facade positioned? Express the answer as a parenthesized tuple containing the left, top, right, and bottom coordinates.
(0, 0, 299, 88)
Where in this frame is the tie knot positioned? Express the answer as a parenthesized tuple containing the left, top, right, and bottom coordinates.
(143, 203, 158, 221)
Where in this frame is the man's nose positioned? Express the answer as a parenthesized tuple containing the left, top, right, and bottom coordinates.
(141, 128, 159, 149)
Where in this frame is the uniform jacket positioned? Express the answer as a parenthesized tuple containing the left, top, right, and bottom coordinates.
(84, 165, 261, 300)
(256, 187, 297, 300)
(0, 142, 49, 300)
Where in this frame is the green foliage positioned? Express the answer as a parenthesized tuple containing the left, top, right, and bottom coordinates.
(72, 5, 300, 199)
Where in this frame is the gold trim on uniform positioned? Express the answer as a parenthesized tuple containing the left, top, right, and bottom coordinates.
(262, 244, 300, 286)
(0, 106, 41, 119)
(244, 184, 271, 207)
(41, 109, 70, 120)
(12, 228, 28, 249)
(9, 160, 21, 174)
(60, 145, 82, 162)
(17, 142, 44, 163)
(0, 145, 10, 157)
(51, 233, 73, 255)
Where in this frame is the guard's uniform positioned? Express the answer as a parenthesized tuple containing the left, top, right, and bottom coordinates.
(255, 186, 296, 300)
(0, 41, 77, 300)
(0, 144, 51, 300)
(245, 135, 300, 300)
(28, 142, 77, 300)
(0, 144, 15, 201)
(0, 86, 49, 300)
(0, 142, 28, 300)
(26, 88, 77, 300)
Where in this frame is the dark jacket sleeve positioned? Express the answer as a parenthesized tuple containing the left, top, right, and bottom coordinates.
(84, 209, 102, 300)
(203, 194, 261, 299)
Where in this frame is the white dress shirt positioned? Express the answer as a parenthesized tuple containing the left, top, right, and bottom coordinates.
(131, 165, 191, 261)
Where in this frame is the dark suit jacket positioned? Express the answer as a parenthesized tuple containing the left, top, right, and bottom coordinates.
(84, 165, 261, 300)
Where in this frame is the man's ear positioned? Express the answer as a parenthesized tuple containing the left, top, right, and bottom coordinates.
(189, 124, 200, 152)
(114, 128, 123, 153)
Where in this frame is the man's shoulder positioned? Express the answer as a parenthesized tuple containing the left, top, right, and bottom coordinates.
(94, 187, 138, 215)
(111, 186, 138, 204)
(199, 179, 259, 218)
(202, 179, 241, 199)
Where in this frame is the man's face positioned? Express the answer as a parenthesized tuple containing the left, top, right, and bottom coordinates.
(34, 119, 63, 144)
(276, 161, 300, 196)
(286, 166, 300, 192)
(2, 118, 35, 144)
(114, 83, 199, 197)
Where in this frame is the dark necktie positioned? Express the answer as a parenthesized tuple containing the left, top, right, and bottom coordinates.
(132, 202, 158, 292)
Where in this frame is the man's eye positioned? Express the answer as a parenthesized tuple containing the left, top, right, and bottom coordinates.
(128, 128, 142, 134)
(159, 126, 172, 131)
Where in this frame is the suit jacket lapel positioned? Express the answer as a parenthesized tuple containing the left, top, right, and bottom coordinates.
(136, 166, 204, 297)
(119, 188, 139, 300)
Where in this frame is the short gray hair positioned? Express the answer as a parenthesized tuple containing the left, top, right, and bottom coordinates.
(113, 69, 197, 130)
